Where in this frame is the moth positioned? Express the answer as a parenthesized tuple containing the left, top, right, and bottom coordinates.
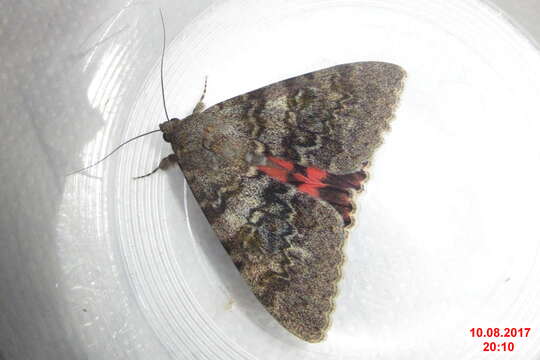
(161, 62, 405, 342)
(72, 13, 406, 345)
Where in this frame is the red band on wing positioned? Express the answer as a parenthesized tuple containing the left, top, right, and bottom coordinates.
(297, 183, 323, 197)
(266, 156, 294, 171)
(257, 156, 368, 226)
(257, 165, 288, 183)
(306, 167, 327, 183)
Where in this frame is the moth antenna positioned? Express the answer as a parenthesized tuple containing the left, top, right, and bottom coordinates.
(66, 129, 161, 177)
(199, 75, 208, 104)
(158, 8, 170, 122)
(193, 76, 208, 113)
(67, 10, 171, 178)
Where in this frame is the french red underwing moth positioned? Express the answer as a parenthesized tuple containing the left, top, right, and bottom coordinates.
(161, 62, 406, 342)
(71, 11, 406, 343)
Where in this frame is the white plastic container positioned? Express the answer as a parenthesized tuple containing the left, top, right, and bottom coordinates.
(2, 1, 540, 359)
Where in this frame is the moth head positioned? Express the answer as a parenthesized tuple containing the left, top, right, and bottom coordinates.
(159, 118, 182, 144)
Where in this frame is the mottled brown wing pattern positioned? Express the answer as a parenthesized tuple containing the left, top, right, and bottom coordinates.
(160, 62, 406, 342)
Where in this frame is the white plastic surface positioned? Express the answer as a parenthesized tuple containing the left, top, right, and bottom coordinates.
(3, 1, 540, 359)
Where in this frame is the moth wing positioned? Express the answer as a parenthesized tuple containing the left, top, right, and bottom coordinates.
(209, 61, 406, 173)
(160, 62, 406, 342)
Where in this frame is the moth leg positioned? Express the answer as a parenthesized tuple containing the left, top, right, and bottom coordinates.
(192, 75, 208, 114)
(133, 154, 178, 180)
